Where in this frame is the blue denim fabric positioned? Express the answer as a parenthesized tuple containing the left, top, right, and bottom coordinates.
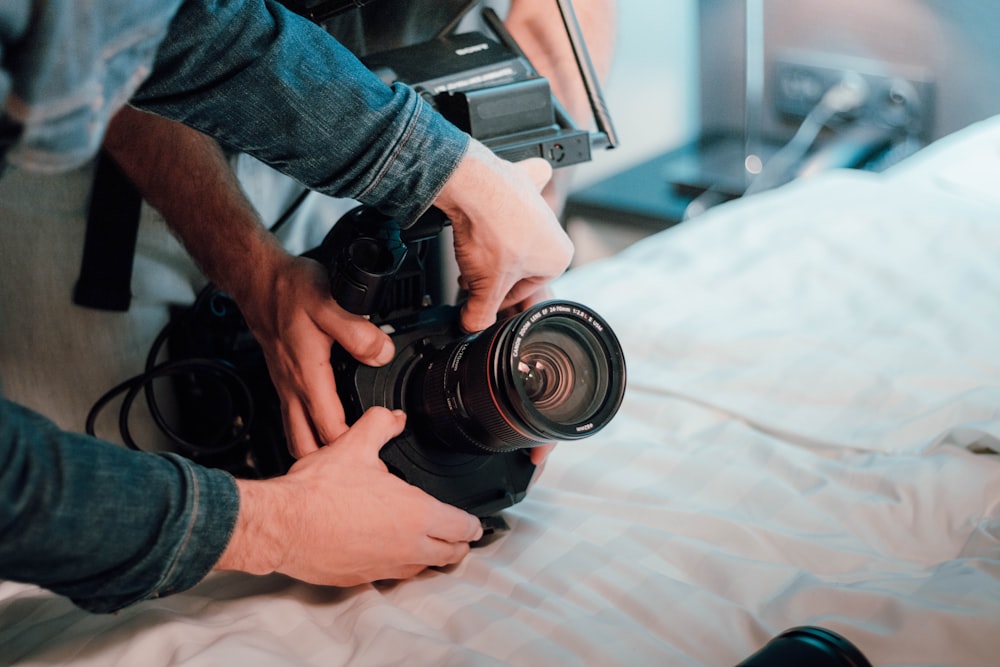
(0, 398, 239, 613)
(0, 0, 240, 614)
(0, 0, 183, 173)
(135, 0, 471, 226)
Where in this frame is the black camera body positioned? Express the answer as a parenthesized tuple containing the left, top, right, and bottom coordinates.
(307, 205, 626, 517)
(302, 6, 623, 516)
(333, 303, 538, 517)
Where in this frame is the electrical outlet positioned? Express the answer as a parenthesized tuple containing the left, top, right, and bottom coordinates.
(773, 50, 935, 140)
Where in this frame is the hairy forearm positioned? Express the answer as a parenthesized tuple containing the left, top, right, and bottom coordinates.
(102, 106, 286, 305)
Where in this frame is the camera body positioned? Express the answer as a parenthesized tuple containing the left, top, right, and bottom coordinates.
(302, 14, 624, 516)
(333, 302, 538, 517)
(308, 206, 626, 517)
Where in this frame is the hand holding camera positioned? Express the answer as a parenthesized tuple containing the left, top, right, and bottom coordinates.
(229, 251, 395, 458)
(434, 140, 573, 334)
(218, 406, 484, 585)
(108, 3, 625, 519)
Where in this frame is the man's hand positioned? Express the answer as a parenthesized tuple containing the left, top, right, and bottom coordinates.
(234, 253, 395, 457)
(103, 107, 395, 457)
(435, 140, 574, 334)
(216, 407, 484, 586)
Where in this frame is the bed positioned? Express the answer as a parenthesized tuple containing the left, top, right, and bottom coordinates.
(3, 114, 1000, 666)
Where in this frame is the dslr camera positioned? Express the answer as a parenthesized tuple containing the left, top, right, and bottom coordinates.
(299, 2, 625, 516)
(303, 203, 625, 517)
(156, 1, 625, 518)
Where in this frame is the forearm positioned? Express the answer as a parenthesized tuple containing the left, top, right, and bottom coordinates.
(102, 106, 285, 306)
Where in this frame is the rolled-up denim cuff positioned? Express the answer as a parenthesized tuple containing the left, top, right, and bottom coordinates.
(0, 398, 240, 614)
(70, 454, 240, 613)
(354, 89, 470, 226)
(132, 0, 470, 227)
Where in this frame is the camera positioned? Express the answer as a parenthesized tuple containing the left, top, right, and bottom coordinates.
(361, 28, 594, 168)
(300, 204, 626, 517)
(288, 7, 626, 515)
(158, 203, 626, 518)
(356, 1, 617, 169)
(736, 626, 873, 667)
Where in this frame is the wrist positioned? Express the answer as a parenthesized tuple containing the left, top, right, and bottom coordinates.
(214, 478, 290, 576)
(214, 226, 290, 306)
(435, 139, 550, 231)
(433, 140, 495, 220)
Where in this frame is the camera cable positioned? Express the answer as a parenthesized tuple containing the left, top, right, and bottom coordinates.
(85, 176, 318, 452)
(85, 352, 254, 455)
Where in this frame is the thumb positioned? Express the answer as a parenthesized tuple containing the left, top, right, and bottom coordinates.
(460, 286, 503, 333)
(316, 305, 396, 367)
(515, 157, 553, 192)
(329, 407, 407, 461)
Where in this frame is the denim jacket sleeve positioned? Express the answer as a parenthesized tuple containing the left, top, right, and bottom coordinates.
(132, 0, 471, 226)
(0, 398, 239, 613)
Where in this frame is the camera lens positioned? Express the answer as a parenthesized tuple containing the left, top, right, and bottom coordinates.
(736, 626, 873, 667)
(416, 300, 625, 453)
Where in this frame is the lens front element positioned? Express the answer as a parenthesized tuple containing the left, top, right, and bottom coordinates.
(518, 340, 579, 419)
(418, 300, 626, 453)
(514, 316, 610, 427)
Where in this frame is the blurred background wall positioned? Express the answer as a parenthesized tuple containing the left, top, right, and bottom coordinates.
(566, 0, 1000, 263)
(568, 0, 700, 189)
(699, 0, 1000, 142)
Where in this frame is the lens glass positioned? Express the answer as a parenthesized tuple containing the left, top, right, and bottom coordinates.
(412, 300, 625, 453)
(515, 320, 607, 425)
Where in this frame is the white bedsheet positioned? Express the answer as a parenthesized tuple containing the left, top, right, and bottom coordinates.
(3, 117, 1000, 666)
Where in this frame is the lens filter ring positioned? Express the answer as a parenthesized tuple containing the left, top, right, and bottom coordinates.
(492, 300, 626, 443)
(418, 300, 626, 454)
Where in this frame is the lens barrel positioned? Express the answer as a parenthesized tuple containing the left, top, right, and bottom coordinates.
(736, 626, 873, 667)
(416, 300, 625, 453)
